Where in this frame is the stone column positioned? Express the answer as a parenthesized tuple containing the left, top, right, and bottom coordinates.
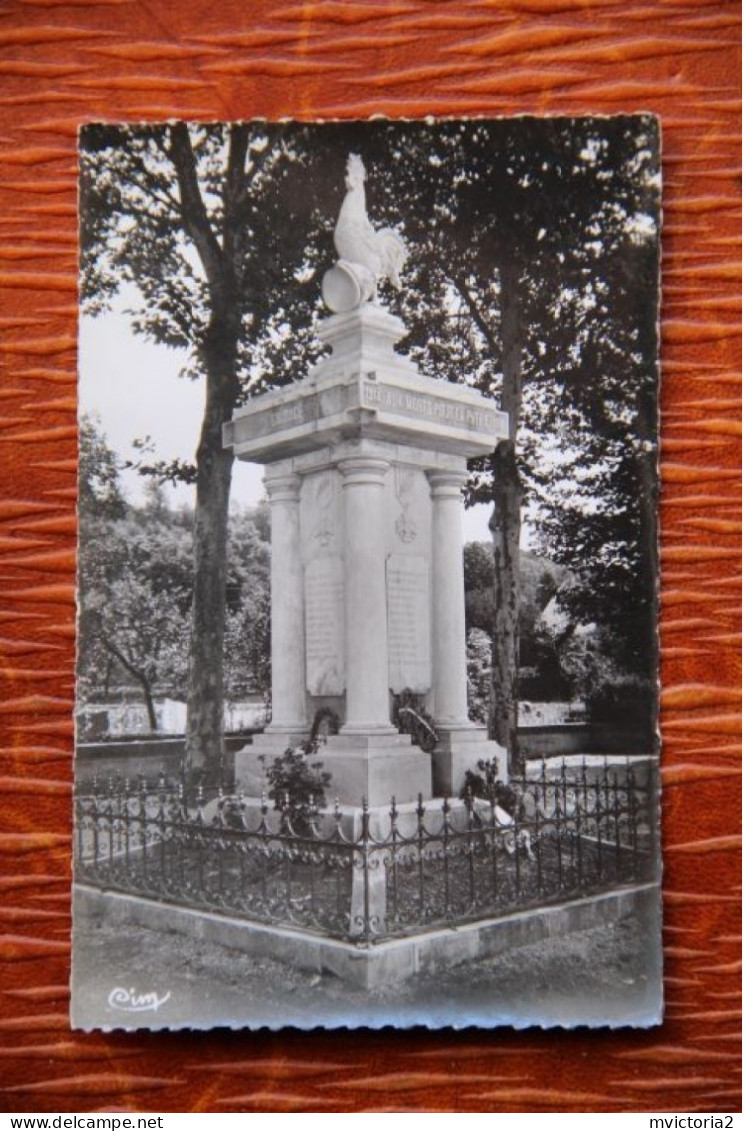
(264, 471, 306, 735)
(428, 469, 471, 730)
(338, 457, 396, 735)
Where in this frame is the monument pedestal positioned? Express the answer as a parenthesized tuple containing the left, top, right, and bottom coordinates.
(321, 733, 432, 807)
(432, 727, 508, 798)
(234, 732, 432, 807)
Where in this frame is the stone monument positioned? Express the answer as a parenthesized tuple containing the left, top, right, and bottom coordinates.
(224, 154, 509, 806)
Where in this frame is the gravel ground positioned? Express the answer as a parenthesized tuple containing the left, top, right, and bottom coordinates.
(72, 896, 662, 1032)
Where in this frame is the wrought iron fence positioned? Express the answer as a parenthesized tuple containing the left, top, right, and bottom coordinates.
(74, 759, 658, 944)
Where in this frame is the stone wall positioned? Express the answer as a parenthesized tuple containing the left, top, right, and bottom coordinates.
(75, 734, 254, 785)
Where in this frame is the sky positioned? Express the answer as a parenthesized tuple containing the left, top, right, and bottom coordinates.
(79, 306, 495, 545)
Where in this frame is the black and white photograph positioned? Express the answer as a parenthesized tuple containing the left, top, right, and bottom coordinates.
(73, 117, 662, 1031)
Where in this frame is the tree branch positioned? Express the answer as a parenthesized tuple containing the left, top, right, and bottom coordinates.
(131, 172, 181, 216)
(223, 124, 250, 287)
(125, 146, 182, 215)
(452, 273, 501, 360)
(168, 123, 224, 289)
(100, 632, 143, 683)
(224, 126, 249, 231)
(101, 633, 158, 731)
(234, 141, 276, 224)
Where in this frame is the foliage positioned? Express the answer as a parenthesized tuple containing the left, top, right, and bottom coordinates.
(554, 625, 620, 702)
(77, 420, 191, 727)
(79, 415, 127, 521)
(259, 742, 332, 826)
(465, 544, 573, 703)
(518, 622, 572, 703)
(223, 506, 271, 704)
(551, 621, 655, 746)
(78, 418, 270, 728)
(369, 118, 659, 757)
(466, 629, 492, 725)
(257, 708, 340, 823)
(392, 689, 439, 753)
(463, 542, 496, 638)
(460, 758, 522, 818)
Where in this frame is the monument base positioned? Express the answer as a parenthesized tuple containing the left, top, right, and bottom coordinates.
(321, 733, 433, 806)
(431, 726, 508, 797)
(234, 732, 433, 806)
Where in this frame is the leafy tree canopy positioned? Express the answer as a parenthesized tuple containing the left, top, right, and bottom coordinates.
(78, 417, 270, 732)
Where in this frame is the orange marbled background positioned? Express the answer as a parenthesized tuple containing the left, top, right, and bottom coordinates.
(0, 0, 740, 1114)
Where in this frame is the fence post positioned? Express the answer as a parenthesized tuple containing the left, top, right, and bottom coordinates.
(389, 796, 399, 926)
(442, 795, 451, 916)
(349, 796, 387, 944)
(138, 774, 148, 883)
(577, 758, 587, 887)
(532, 783, 542, 895)
(613, 768, 622, 877)
(464, 787, 475, 908)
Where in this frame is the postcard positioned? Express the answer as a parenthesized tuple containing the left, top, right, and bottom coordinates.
(73, 117, 661, 1030)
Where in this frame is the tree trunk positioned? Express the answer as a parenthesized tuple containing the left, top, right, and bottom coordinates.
(169, 123, 247, 789)
(140, 677, 158, 734)
(489, 257, 523, 774)
(183, 313, 239, 785)
(101, 636, 158, 732)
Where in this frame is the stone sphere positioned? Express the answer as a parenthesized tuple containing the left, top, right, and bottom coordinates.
(322, 263, 362, 313)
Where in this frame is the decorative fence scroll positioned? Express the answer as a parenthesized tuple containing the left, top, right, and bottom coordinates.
(74, 760, 658, 945)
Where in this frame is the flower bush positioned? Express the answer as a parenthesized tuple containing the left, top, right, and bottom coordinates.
(460, 757, 522, 817)
(258, 708, 338, 827)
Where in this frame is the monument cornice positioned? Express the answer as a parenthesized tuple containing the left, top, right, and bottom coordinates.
(224, 310, 508, 466)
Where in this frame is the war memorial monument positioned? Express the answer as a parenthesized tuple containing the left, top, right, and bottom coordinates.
(225, 154, 509, 807)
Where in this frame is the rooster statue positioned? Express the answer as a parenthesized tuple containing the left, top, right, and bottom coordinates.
(322, 154, 408, 314)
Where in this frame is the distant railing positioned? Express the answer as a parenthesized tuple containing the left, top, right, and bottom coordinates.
(74, 760, 658, 944)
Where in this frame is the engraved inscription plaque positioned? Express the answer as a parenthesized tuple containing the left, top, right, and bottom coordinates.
(305, 556, 345, 696)
(387, 554, 431, 694)
(362, 380, 501, 435)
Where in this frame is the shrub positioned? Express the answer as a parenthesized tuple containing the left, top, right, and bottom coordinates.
(258, 715, 337, 829)
(460, 757, 522, 817)
(261, 742, 330, 813)
(258, 744, 332, 830)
